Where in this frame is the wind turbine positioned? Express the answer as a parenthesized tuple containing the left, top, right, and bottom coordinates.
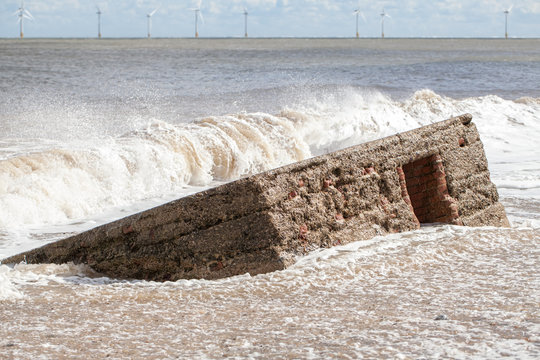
(14, 0, 33, 39)
(353, 9, 365, 38)
(189, 0, 204, 38)
(96, 5, 102, 38)
(243, 7, 248, 38)
(504, 5, 513, 39)
(380, 8, 390, 38)
(147, 8, 158, 38)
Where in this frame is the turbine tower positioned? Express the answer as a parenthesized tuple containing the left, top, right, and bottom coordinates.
(243, 8, 248, 38)
(380, 8, 390, 38)
(504, 5, 513, 39)
(147, 8, 158, 38)
(190, 0, 203, 38)
(96, 6, 102, 38)
(353, 9, 365, 38)
(14, 0, 33, 39)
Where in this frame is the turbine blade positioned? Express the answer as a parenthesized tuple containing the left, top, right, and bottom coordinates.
(24, 9, 34, 20)
(149, 8, 158, 17)
(508, 5, 513, 12)
(361, 12, 366, 22)
(199, 10, 204, 24)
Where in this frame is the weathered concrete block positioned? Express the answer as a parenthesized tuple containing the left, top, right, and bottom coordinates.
(3, 114, 509, 280)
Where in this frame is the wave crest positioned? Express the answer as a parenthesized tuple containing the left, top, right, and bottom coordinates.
(0, 113, 310, 228)
(1, 88, 539, 230)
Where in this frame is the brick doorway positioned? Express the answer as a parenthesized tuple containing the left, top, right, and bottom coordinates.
(398, 154, 461, 225)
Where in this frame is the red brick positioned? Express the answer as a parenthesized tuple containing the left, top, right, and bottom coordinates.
(413, 167, 424, 177)
(433, 169, 446, 179)
(288, 190, 297, 200)
(298, 224, 309, 240)
(406, 183, 421, 195)
(406, 177, 420, 187)
(437, 183, 449, 195)
(435, 176, 447, 186)
(122, 225, 134, 234)
(365, 166, 376, 175)
(425, 179, 438, 191)
(410, 192, 426, 205)
(434, 215, 449, 222)
(403, 195, 412, 205)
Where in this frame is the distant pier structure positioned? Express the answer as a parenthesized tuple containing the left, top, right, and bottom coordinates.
(3, 114, 509, 280)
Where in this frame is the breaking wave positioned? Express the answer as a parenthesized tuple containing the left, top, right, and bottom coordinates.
(0, 88, 539, 230)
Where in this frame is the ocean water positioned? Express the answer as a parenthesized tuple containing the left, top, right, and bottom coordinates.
(0, 38, 539, 358)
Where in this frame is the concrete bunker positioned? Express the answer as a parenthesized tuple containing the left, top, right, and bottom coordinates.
(2, 114, 510, 281)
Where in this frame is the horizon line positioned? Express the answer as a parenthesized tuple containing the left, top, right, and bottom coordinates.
(1, 36, 539, 40)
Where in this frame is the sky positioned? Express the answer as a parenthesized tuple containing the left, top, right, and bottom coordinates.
(1, 0, 539, 38)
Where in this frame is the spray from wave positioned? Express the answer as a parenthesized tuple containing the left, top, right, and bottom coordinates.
(0, 113, 309, 228)
(0, 88, 538, 231)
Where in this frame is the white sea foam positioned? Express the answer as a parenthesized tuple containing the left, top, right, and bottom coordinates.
(0, 265, 23, 300)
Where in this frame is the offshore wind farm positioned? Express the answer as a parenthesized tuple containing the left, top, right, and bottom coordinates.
(2, 1, 537, 39)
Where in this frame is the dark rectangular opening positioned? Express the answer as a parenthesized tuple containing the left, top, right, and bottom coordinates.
(401, 155, 458, 224)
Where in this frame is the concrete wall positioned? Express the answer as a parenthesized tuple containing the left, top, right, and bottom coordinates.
(3, 114, 509, 280)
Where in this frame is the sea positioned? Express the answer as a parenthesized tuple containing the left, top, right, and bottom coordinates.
(0, 38, 538, 359)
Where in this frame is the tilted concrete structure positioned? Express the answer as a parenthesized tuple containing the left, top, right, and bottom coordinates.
(3, 114, 509, 280)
